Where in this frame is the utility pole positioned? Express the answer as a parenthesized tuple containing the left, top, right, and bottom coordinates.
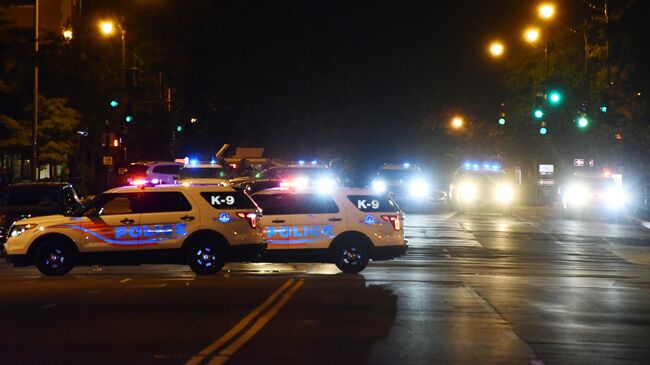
(32, 0, 39, 180)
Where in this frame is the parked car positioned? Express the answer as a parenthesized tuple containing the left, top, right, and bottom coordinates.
(0, 182, 82, 252)
(117, 161, 183, 186)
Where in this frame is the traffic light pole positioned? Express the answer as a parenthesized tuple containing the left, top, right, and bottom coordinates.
(105, 120, 111, 188)
(32, 0, 39, 180)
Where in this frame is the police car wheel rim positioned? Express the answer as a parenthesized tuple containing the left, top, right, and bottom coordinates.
(341, 246, 363, 266)
(44, 248, 65, 269)
(195, 246, 216, 268)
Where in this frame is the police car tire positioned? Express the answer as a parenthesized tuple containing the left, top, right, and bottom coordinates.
(34, 240, 75, 276)
(186, 241, 226, 275)
(333, 241, 370, 274)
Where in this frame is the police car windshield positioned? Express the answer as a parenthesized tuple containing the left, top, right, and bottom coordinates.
(180, 167, 230, 179)
(264, 167, 330, 179)
(378, 169, 419, 181)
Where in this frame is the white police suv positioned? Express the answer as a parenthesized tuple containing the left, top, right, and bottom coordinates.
(4, 185, 264, 275)
(252, 187, 406, 273)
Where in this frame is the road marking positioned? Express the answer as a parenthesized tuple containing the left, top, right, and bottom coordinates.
(185, 278, 303, 365)
(119, 278, 132, 283)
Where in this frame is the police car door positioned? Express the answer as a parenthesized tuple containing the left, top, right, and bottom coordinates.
(136, 191, 198, 250)
(288, 193, 344, 250)
(78, 193, 141, 252)
(253, 192, 294, 249)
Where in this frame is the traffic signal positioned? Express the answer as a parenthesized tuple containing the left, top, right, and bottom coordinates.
(547, 90, 562, 105)
(577, 115, 589, 128)
(176, 125, 183, 132)
(498, 115, 506, 125)
(123, 100, 134, 124)
(533, 93, 545, 120)
(600, 104, 608, 113)
(539, 127, 548, 135)
(109, 99, 119, 108)
(614, 132, 622, 141)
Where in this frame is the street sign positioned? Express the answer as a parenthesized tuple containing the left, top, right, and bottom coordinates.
(103, 156, 113, 166)
(573, 159, 585, 167)
(538, 164, 554, 177)
(537, 179, 555, 186)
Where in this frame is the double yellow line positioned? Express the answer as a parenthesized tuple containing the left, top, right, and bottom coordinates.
(185, 278, 304, 365)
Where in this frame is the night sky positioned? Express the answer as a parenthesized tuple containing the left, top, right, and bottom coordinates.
(77, 0, 648, 170)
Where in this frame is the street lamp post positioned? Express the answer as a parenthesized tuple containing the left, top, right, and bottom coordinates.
(32, 0, 39, 180)
(99, 20, 127, 87)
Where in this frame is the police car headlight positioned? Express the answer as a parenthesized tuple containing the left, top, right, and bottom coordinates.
(9, 223, 39, 238)
(316, 177, 336, 193)
(495, 184, 514, 204)
(563, 184, 589, 207)
(605, 188, 627, 209)
(458, 182, 477, 202)
(371, 180, 387, 194)
(409, 179, 429, 198)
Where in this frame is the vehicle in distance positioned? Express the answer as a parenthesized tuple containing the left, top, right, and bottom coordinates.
(560, 173, 627, 219)
(236, 161, 339, 193)
(0, 182, 82, 250)
(119, 161, 183, 186)
(4, 185, 264, 275)
(370, 163, 446, 212)
(449, 161, 514, 215)
(252, 187, 406, 273)
(176, 162, 233, 185)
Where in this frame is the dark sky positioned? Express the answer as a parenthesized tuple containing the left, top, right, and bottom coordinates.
(82, 0, 646, 165)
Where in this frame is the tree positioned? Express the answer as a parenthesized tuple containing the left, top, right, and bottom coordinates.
(32, 96, 81, 167)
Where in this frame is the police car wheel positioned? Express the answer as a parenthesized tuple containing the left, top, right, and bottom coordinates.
(34, 240, 74, 276)
(186, 242, 226, 275)
(334, 242, 370, 274)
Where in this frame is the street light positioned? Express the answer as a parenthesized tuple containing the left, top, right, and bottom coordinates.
(488, 41, 505, 58)
(451, 116, 464, 129)
(538, 3, 555, 20)
(62, 27, 73, 42)
(524, 27, 541, 44)
(98, 19, 127, 87)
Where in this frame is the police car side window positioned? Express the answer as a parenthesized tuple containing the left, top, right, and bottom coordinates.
(137, 192, 192, 213)
(291, 194, 339, 214)
(200, 191, 256, 209)
(96, 194, 138, 215)
(347, 195, 396, 212)
(252, 194, 292, 215)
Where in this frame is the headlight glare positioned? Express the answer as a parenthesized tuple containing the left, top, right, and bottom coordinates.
(564, 184, 589, 207)
(409, 179, 429, 198)
(605, 188, 627, 209)
(371, 180, 387, 194)
(9, 223, 38, 238)
(495, 184, 513, 204)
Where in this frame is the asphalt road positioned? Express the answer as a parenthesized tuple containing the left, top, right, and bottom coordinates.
(1, 207, 650, 365)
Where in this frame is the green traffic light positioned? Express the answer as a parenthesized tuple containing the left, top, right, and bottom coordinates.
(176, 125, 183, 132)
(125, 115, 133, 123)
(577, 116, 589, 128)
(110, 100, 119, 108)
(539, 127, 547, 135)
(600, 105, 608, 113)
(533, 109, 544, 119)
(498, 117, 506, 125)
(548, 91, 562, 105)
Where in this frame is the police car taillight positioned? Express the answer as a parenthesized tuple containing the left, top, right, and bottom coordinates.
(236, 212, 258, 228)
(381, 214, 401, 231)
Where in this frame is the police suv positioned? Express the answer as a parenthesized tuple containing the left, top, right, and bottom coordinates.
(4, 185, 264, 275)
(252, 187, 406, 273)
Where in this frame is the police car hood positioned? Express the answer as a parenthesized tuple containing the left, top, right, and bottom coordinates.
(177, 178, 229, 185)
(12, 214, 67, 226)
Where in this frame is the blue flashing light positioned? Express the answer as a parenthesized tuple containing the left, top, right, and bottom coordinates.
(472, 164, 479, 171)
(210, 159, 216, 165)
(189, 158, 199, 166)
(463, 162, 471, 170)
(298, 160, 305, 165)
(311, 160, 318, 165)
(403, 162, 411, 168)
(483, 163, 490, 170)
(492, 164, 500, 171)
